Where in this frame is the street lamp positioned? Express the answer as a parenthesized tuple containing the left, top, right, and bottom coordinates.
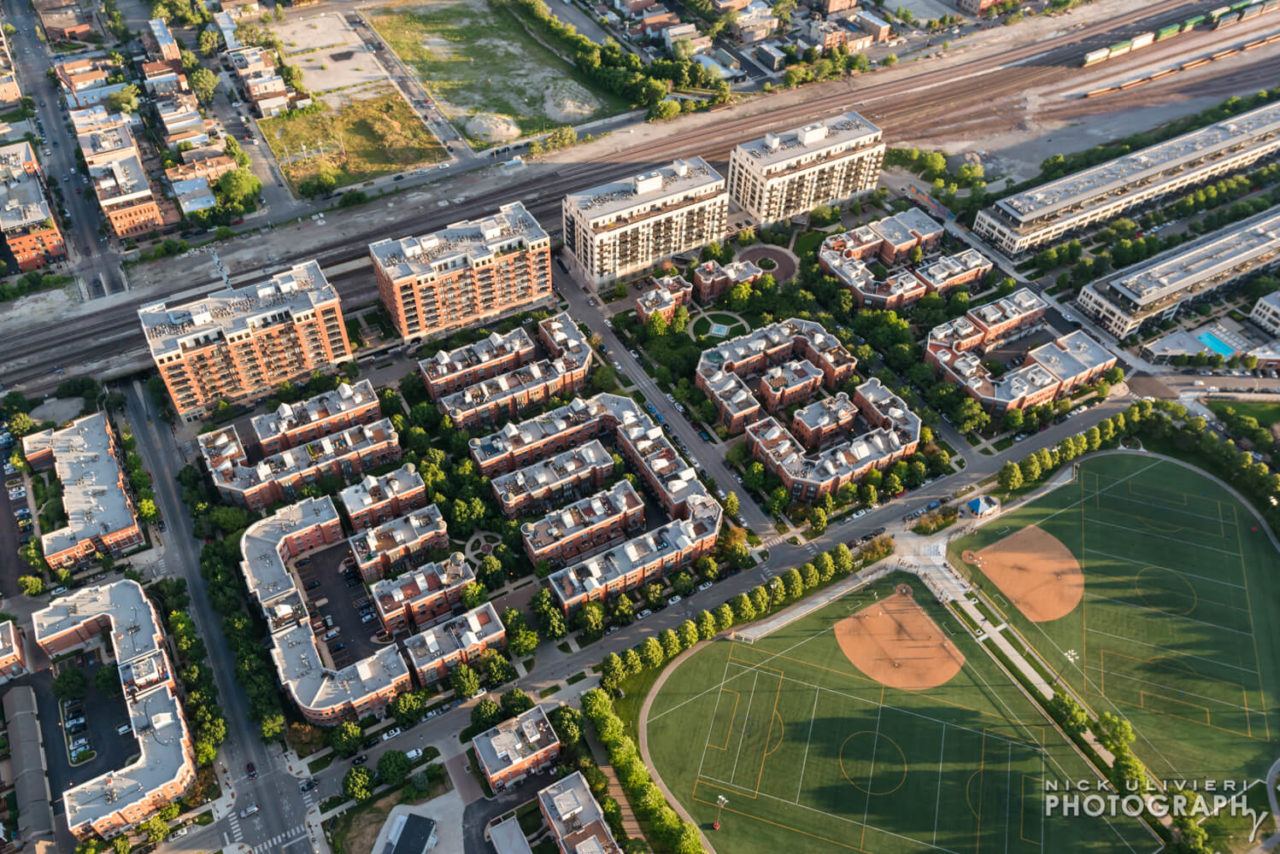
(713, 795, 728, 830)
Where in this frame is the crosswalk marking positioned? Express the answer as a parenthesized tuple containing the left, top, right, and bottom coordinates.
(252, 828, 308, 853)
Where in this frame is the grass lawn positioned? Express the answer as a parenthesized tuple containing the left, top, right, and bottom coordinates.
(367, 0, 628, 146)
(792, 230, 826, 260)
(1206, 398, 1280, 427)
(327, 788, 400, 854)
(259, 87, 445, 192)
(949, 454, 1280, 813)
(645, 572, 1152, 853)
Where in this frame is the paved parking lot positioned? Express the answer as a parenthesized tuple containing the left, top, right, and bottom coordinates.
(294, 541, 381, 668)
(24, 657, 133, 811)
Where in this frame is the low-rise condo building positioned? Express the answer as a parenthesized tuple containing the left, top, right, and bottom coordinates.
(691, 258, 762, 304)
(22, 414, 144, 569)
(473, 705, 560, 791)
(538, 771, 623, 854)
(33, 581, 195, 839)
(491, 440, 614, 518)
(339, 464, 428, 532)
(371, 552, 475, 635)
(420, 328, 537, 399)
(635, 274, 693, 325)
(348, 505, 449, 583)
(0, 141, 65, 271)
(522, 480, 645, 566)
(402, 602, 505, 684)
(250, 380, 380, 456)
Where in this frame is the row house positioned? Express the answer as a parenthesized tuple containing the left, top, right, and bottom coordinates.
(692, 258, 761, 304)
(371, 551, 475, 635)
(635, 274, 693, 325)
(522, 480, 645, 566)
(349, 505, 449, 583)
(490, 440, 613, 518)
(198, 418, 400, 511)
(250, 379, 380, 456)
(339, 464, 428, 532)
(403, 602, 505, 685)
(818, 207, 943, 267)
(758, 359, 824, 412)
(790, 392, 859, 449)
(420, 327, 537, 399)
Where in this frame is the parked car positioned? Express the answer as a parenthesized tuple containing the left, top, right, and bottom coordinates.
(322, 628, 340, 641)
(406, 748, 423, 762)
(697, 581, 713, 592)
(117, 723, 132, 735)
(667, 595, 682, 606)
(352, 754, 368, 765)
(636, 609, 653, 620)
(381, 727, 402, 741)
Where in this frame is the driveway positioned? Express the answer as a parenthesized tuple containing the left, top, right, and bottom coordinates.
(445, 753, 484, 805)
(460, 765, 557, 854)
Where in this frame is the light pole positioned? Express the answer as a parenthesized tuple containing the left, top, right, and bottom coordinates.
(714, 794, 728, 830)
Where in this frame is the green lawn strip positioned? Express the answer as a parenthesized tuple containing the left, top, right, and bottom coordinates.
(1206, 398, 1280, 428)
(644, 571, 1154, 854)
(791, 230, 826, 260)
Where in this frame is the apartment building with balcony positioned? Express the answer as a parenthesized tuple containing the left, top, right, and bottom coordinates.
(32, 581, 195, 839)
(538, 771, 623, 854)
(0, 141, 65, 271)
(635, 274, 693, 325)
(198, 418, 400, 511)
(371, 551, 475, 635)
(691, 258, 763, 305)
(522, 480, 645, 566)
(371, 202, 552, 341)
(139, 261, 354, 420)
(1078, 205, 1280, 338)
(727, 112, 884, 224)
(547, 492, 721, 612)
(420, 327, 537, 399)
(339, 464, 428, 532)
(403, 601, 505, 685)
(348, 504, 448, 583)
(696, 318, 856, 433)
(473, 705, 560, 790)
(22, 413, 144, 570)
(1251, 291, 1280, 336)
(491, 440, 613, 518)
(818, 207, 943, 271)
(240, 498, 412, 724)
(250, 379, 380, 456)
(745, 378, 921, 501)
(974, 100, 1280, 255)
(438, 313, 593, 428)
(563, 158, 728, 285)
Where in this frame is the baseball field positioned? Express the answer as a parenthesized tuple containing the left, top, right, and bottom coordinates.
(950, 453, 1280, 787)
(643, 573, 1156, 853)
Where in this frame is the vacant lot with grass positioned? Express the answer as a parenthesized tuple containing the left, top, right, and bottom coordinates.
(259, 86, 445, 192)
(645, 573, 1152, 853)
(368, 0, 628, 145)
(950, 454, 1280, 792)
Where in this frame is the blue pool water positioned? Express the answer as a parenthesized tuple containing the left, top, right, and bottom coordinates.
(1197, 331, 1236, 358)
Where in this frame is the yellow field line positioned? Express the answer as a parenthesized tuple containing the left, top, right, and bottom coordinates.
(706, 690, 740, 751)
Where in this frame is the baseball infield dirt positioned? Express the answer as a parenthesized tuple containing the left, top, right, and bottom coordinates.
(834, 589, 965, 691)
(973, 525, 1084, 622)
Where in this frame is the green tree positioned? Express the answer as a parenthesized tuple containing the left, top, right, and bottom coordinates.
(640, 636, 665, 669)
(576, 601, 606, 636)
(549, 705, 582, 747)
(343, 766, 374, 801)
(809, 507, 827, 534)
(715, 603, 735, 631)
(471, 697, 500, 730)
(508, 625, 539, 657)
(377, 750, 411, 787)
(697, 609, 718, 640)
(660, 628, 682, 659)
(217, 168, 262, 207)
(460, 582, 487, 610)
(140, 814, 170, 843)
(784, 568, 804, 600)
(53, 666, 88, 701)
(18, 574, 44, 596)
(723, 491, 740, 518)
(106, 83, 140, 113)
(816, 552, 836, 583)
(198, 26, 221, 55)
(390, 691, 425, 725)
(600, 652, 626, 693)
(500, 688, 534, 718)
(190, 67, 219, 104)
(137, 498, 159, 524)
(8, 411, 36, 437)
(328, 721, 362, 756)
(733, 592, 755, 622)
(998, 461, 1023, 492)
(451, 663, 481, 699)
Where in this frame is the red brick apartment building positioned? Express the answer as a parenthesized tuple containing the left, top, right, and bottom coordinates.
(403, 602, 506, 685)
(473, 705, 561, 790)
(250, 379, 380, 456)
(634, 274, 692, 325)
(692, 259, 762, 304)
(0, 141, 65, 271)
(139, 261, 354, 421)
(339, 464, 428, 532)
(33, 581, 196, 839)
(490, 440, 613, 517)
(370, 202, 552, 341)
(199, 418, 400, 512)
(371, 551, 475, 635)
(348, 505, 449, 583)
(22, 413, 145, 570)
(419, 327, 537, 399)
(521, 480, 645, 566)
(538, 771, 623, 854)
(0, 621, 27, 683)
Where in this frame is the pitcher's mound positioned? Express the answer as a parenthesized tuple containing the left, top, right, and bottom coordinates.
(975, 525, 1084, 622)
(835, 590, 965, 690)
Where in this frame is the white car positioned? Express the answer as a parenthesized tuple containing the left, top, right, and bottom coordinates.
(406, 748, 423, 762)
(668, 595, 682, 606)
(381, 727, 402, 741)
(697, 581, 713, 592)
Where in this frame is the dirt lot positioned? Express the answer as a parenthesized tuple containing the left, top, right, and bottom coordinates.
(273, 12, 388, 101)
(969, 524, 1084, 622)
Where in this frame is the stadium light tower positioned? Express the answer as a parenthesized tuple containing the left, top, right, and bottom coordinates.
(714, 795, 729, 830)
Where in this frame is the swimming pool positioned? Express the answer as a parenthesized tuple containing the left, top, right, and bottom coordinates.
(1197, 330, 1236, 358)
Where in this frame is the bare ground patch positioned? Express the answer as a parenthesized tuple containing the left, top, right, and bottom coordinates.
(969, 525, 1084, 622)
(834, 587, 965, 691)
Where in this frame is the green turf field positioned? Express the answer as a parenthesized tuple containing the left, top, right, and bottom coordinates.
(950, 453, 1280, 787)
(644, 573, 1155, 853)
